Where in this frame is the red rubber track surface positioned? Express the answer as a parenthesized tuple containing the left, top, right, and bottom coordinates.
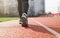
(0, 17, 60, 38)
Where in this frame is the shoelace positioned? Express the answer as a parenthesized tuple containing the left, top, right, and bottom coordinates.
(22, 13, 27, 18)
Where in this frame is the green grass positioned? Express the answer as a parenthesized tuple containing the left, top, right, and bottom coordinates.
(0, 17, 19, 22)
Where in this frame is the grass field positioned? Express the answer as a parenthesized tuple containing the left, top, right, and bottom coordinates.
(0, 17, 18, 22)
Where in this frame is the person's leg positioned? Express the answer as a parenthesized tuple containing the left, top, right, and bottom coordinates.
(21, 0, 29, 27)
(18, 0, 29, 17)
(18, 0, 22, 18)
(18, 0, 29, 27)
(22, 0, 29, 14)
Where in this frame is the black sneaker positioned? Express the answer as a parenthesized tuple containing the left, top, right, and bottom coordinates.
(20, 13, 28, 27)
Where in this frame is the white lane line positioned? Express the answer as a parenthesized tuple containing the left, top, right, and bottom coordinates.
(31, 19, 60, 38)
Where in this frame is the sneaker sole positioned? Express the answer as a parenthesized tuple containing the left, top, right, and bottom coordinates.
(21, 17, 28, 27)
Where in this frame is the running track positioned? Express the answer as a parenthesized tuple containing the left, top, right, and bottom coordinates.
(0, 17, 60, 38)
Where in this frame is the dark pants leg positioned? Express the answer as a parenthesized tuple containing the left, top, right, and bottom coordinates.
(18, 0, 29, 18)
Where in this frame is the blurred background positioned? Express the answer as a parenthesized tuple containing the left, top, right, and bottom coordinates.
(0, 0, 60, 17)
